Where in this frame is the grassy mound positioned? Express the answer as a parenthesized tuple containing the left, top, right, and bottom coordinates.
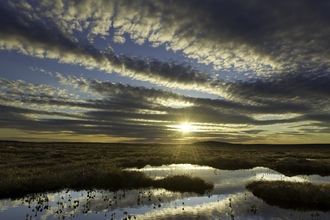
(246, 180, 330, 211)
(156, 175, 214, 194)
(0, 169, 213, 199)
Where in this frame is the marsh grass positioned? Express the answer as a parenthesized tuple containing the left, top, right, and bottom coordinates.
(246, 180, 330, 211)
(155, 175, 214, 194)
(0, 168, 214, 199)
(0, 147, 214, 199)
(1, 141, 330, 199)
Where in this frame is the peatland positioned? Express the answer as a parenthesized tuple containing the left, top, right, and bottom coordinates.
(1, 141, 330, 203)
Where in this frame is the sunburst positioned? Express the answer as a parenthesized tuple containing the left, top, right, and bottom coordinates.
(179, 123, 192, 133)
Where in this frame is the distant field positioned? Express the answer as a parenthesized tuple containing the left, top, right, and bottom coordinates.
(1, 141, 330, 171)
(1, 141, 330, 198)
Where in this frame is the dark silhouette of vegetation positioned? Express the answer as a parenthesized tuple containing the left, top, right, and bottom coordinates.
(155, 175, 213, 194)
(246, 180, 330, 211)
(0, 168, 213, 199)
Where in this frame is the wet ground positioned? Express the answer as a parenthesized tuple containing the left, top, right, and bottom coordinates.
(1, 164, 330, 220)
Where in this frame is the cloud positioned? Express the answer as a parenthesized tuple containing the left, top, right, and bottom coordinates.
(112, 35, 126, 44)
(23, 0, 330, 74)
(223, 71, 330, 116)
(1, 0, 330, 143)
(1, 76, 329, 142)
(2, 0, 330, 102)
(0, 2, 225, 97)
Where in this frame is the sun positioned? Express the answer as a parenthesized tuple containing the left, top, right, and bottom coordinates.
(180, 123, 191, 132)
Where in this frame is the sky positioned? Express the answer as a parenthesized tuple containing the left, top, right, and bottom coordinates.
(1, 0, 330, 144)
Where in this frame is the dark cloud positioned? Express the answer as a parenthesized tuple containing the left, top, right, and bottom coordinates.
(226, 72, 330, 101)
(159, 0, 330, 72)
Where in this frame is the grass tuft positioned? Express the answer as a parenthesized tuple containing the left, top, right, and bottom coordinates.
(156, 175, 214, 194)
(246, 180, 330, 211)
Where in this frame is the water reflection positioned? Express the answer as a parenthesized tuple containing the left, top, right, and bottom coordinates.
(1, 165, 330, 220)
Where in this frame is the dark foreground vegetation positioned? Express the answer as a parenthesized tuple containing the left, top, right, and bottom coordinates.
(1, 141, 330, 199)
(0, 167, 213, 199)
(246, 180, 330, 211)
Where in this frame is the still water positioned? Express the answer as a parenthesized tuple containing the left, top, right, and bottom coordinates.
(1, 164, 330, 220)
